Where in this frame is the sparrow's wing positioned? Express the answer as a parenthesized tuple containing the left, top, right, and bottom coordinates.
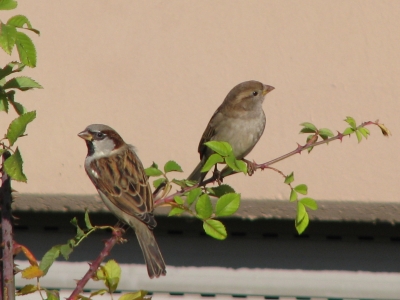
(198, 110, 226, 159)
(90, 146, 156, 229)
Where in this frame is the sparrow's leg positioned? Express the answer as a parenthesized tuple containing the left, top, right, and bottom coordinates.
(243, 158, 257, 176)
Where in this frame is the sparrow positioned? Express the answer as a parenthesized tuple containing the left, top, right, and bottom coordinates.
(188, 80, 274, 182)
(78, 124, 166, 279)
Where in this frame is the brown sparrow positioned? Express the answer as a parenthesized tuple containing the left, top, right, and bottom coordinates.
(78, 124, 166, 278)
(188, 80, 274, 182)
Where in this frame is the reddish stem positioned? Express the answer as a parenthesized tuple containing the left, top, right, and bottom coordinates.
(67, 228, 123, 300)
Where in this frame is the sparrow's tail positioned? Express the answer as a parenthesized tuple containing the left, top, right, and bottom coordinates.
(134, 222, 166, 279)
(187, 158, 208, 182)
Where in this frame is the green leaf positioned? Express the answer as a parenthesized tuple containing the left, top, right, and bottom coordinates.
(201, 153, 224, 172)
(342, 127, 354, 135)
(15, 31, 36, 67)
(0, 22, 17, 54)
(318, 128, 334, 140)
(359, 127, 370, 139)
(118, 291, 148, 300)
(45, 290, 60, 300)
(9, 100, 27, 115)
(344, 116, 357, 129)
(0, 0, 17, 10)
(3, 76, 42, 90)
(195, 193, 213, 219)
(355, 130, 362, 143)
(84, 210, 93, 229)
(0, 62, 24, 80)
(145, 167, 163, 177)
(299, 122, 317, 134)
(207, 184, 235, 197)
(3, 147, 27, 182)
(204, 141, 233, 156)
(168, 207, 185, 216)
(6, 110, 36, 146)
(296, 202, 307, 224)
(90, 289, 108, 298)
(289, 189, 297, 202)
(284, 172, 294, 184)
(203, 219, 227, 240)
(0, 95, 9, 112)
(294, 184, 308, 195)
(7, 15, 40, 35)
(300, 197, 318, 210)
(186, 187, 202, 205)
(296, 211, 309, 235)
(236, 159, 248, 174)
(70, 216, 84, 238)
(153, 177, 166, 188)
(59, 244, 73, 260)
(70, 217, 78, 227)
(225, 154, 247, 174)
(104, 259, 121, 293)
(215, 193, 240, 217)
(174, 196, 184, 205)
(164, 160, 183, 173)
(39, 245, 61, 275)
(172, 178, 195, 188)
(16, 284, 38, 296)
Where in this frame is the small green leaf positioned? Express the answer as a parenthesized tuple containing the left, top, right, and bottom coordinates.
(70, 216, 84, 238)
(172, 178, 195, 188)
(355, 130, 362, 143)
(39, 245, 61, 275)
(0, 62, 25, 79)
(359, 127, 370, 139)
(6, 110, 36, 146)
(90, 289, 108, 298)
(16, 284, 38, 296)
(236, 159, 248, 174)
(300, 197, 318, 210)
(118, 291, 148, 300)
(289, 189, 297, 202)
(284, 172, 294, 184)
(318, 128, 334, 140)
(45, 290, 60, 300)
(204, 141, 233, 156)
(294, 184, 308, 195)
(7, 15, 40, 35)
(225, 154, 247, 174)
(207, 184, 235, 197)
(59, 244, 73, 260)
(70, 217, 78, 227)
(195, 193, 213, 219)
(3, 147, 27, 182)
(0, 0, 17, 10)
(201, 153, 224, 172)
(342, 127, 354, 135)
(153, 177, 166, 188)
(296, 211, 309, 235)
(174, 196, 184, 205)
(0, 22, 17, 54)
(84, 210, 93, 229)
(145, 167, 163, 177)
(299, 122, 317, 133)
(9, 100, 27, 115)
(344, 116, 357, 129)
(0, 95, 9, 112)
(296, 202, 307, 224)
(215, 193, 240, 217)
(203, 219, 227, 240)
(168, 207, 185, 216)
(186, 187, 202, 205)
(104, 260, 121, 293)
(164, 160, 183, 173)
(15, 31, 36, 67)
(3, 76, 42, 90)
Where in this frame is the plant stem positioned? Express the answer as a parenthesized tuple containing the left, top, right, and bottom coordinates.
(66, 227, 123, 300)
(1, 152, 15, 300)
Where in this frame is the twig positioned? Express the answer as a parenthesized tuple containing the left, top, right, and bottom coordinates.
(1, 152, 15, 300)
(66, 227, 123, 300)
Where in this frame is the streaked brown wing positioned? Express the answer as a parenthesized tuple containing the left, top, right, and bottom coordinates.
(197, 112, 219, 160)
(90, 146, 156, 229)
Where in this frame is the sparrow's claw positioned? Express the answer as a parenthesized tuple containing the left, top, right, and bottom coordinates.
(211, 165, 223, 185)
(244, 159, 257, 176)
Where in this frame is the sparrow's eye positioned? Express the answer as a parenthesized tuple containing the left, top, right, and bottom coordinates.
(95, 132, 105, 139)
(252, 91, 258, 96)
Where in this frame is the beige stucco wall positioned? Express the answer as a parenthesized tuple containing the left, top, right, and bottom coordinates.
(1, 1, 399, 204)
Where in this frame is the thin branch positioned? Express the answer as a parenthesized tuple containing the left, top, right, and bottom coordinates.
(66, 227, 123, 300)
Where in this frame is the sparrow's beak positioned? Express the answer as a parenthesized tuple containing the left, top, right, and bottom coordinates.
(262, 85, 275, 96)
(78, 130, 93, 141)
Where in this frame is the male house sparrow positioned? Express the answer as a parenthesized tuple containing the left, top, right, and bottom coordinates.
(188, 80, 274, 182)
(78, 124, 166, 278)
